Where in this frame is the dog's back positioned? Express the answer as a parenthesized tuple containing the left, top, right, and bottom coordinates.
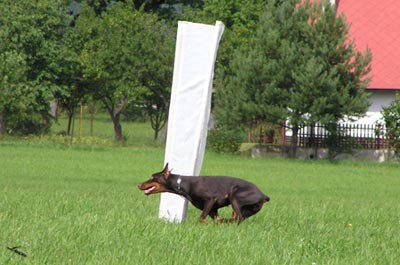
(194, 176, 267, 199)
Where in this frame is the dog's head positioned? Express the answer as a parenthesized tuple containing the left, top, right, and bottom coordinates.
(138, 163, 171, 195)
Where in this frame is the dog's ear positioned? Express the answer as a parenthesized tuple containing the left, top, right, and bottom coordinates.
(163, 163, 169, 173)
(163, 163, 170, 179)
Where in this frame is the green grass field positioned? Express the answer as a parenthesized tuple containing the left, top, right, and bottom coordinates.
(1, 116, 399, 264)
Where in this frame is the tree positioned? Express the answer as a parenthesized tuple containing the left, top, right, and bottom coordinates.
(56, 3, 92, 135)
(381, 93, 400, 158)
(0, 0, 68, 134)
(187, 0, 266, 84)
(0, 51, 27, 135)
(215, 0, 371, 157)
(146, 91, 168, 140)
(182, 0, 266, 152)
(79, 2, 174, 141)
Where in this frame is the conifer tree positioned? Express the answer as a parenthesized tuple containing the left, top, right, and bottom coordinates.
(215, 0, 371, 157)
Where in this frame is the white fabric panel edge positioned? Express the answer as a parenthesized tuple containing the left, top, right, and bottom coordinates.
(158, 21, 225, 222)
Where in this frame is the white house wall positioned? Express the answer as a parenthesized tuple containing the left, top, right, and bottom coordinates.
(285, 90, 397, 137)
(368, 90, 397, 113)
(347, 90, 397, 125)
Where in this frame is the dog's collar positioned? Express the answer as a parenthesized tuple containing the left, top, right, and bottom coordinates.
(176, 176, 182, 190)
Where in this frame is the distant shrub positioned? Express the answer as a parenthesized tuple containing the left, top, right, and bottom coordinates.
(5, 111, 51, 135)
(207, 128, 244, 154)
(381, 93, 400, 158)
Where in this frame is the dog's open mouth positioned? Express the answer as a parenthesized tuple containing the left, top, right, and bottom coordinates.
(138, 181, 166, 195)
(144, 186, 156, 195)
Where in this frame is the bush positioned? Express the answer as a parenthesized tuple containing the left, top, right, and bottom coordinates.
(207, 128, 244, 154)
(5, 110, 51, 135)
(381, 93, 400, 158)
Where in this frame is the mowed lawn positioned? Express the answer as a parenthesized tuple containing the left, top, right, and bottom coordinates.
(1, 137, 400, 264)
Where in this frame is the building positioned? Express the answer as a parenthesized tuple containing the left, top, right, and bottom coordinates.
(336, 0, 400, 124)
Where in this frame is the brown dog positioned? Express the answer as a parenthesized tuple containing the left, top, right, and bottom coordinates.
(138, 163, 270, 223)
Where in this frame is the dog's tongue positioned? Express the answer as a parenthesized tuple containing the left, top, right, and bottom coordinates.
(145, 186, 156, 194)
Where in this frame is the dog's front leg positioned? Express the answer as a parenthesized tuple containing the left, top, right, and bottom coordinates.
(199, 199, 216, 223)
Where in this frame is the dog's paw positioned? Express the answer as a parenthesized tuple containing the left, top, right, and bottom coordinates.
(199, 218, 209, 224)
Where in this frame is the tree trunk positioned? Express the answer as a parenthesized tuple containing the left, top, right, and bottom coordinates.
(150, 105, 166, 140)
(102, 97, 127, 142)
(79, 104, 83, 138)
(89, 102, 94, 137)
(67, 107, 74, 135)
(0, 110, 6, 135)
(327, 122, 339, 159)
(160, 118, 168, 144)
(112, 113, 123, 141)
(154, 127, 159, 140)
(70, 107, 76, 144)
(49, 99, 59, 119)
(289, 125, 299, 158)
(309, 123, 318, 159)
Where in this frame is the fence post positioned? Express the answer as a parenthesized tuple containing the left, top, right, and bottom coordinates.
(90, 102, 94, 137)
(79, 103, 83, 138)
(70, 107, 75, 145)
(281, 121, 286, 145)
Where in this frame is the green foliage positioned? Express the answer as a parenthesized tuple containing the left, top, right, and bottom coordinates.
(215, 0, 371, 157)
(324, 123, 355, 159)
(0, 0, 68, 134)
(192, 0, 266, 97)
(1, 0, 175, 138)
(0, 51, 27, 132)
(207, 128, 244, 153)
(79, 2, 173, 99)
(197, 0, 266, 55)
(381, 93, 400, 156)
(55, 12, 91, 119)
(78, 2, 174, 140)
(180, 0, 267, 144)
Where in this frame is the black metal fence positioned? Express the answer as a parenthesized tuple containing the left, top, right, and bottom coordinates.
(247, 123, 389, 150)
(297, 123, 388, 149)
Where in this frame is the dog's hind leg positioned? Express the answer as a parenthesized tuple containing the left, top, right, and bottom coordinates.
(230, 197, 245, 222)
(209, 209, 224, 223)
(208, 209, 218, 218)
(229, 210, 238, 222)
(229, 187, 245, 223)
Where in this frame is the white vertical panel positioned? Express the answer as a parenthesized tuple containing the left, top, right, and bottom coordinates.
(158, 21, 225, 222)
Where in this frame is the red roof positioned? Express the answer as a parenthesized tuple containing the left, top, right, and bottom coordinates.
(337, 0, 400, 89)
